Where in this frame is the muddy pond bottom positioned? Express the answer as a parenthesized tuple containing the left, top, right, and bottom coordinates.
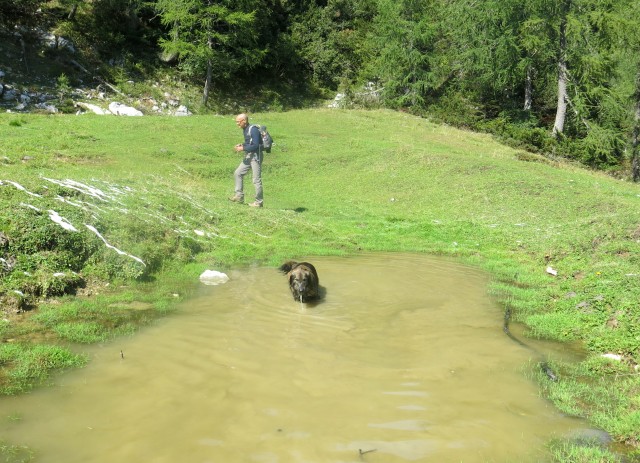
(1, 253, 582, 462)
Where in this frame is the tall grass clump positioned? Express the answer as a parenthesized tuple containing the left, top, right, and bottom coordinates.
(0, 440, 34, 463)
(548, 437, 622, 463)
(0, 344, 86, 395)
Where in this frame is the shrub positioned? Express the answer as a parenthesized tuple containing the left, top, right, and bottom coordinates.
(6, 208, 95, 267)
(427, 90, 483, 129)
(576, 125, 626, 169)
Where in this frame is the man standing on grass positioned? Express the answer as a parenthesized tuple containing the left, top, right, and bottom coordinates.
(229, 113, 264, 208)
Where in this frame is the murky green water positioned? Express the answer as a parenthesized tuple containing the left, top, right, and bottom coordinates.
(1, 253, 583, 462)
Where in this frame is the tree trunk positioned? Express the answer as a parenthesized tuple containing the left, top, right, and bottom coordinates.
(524, 65, 533, 111)
(68, 4, 78, 21)
(20, 37, 29, 73)
(632, 72, 640, 182)
(125, 6, 140, 33)
(553, 1, 570, 137)
(203, 59, 212, 105)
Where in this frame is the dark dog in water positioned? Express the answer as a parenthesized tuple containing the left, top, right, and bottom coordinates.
(279, 261, 320, 302)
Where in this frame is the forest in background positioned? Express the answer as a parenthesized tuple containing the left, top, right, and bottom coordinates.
(1, 0, 640, 179)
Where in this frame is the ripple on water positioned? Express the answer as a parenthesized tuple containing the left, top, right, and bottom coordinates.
(0, 253, 584, 463)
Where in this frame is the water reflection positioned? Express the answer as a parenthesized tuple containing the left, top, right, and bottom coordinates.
(0, 253, 582, 462)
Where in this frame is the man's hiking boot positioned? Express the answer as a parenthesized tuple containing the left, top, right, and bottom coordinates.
(228, 195, 244, 203)
(248, 201, 263, 208)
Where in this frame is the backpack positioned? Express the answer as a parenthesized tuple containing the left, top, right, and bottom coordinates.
(249, 124, 274, 153)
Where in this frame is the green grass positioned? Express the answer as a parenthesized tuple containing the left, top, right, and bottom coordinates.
(1, 109, 640, 459)
(547, 437, 623, 463)
(0, 343, 87, 395)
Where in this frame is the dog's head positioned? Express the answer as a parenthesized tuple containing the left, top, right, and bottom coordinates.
(289, 266, 314, 295)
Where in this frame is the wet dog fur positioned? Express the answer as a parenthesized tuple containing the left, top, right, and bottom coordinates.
(278, 261, 320, 302)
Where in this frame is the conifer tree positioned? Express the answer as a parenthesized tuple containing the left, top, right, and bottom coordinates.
(155, 0, 263, 104)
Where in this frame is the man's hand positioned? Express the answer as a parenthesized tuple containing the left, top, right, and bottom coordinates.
(234, 144, 244, 152)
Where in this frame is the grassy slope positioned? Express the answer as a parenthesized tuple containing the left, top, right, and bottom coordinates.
(1, 109, 639, 455)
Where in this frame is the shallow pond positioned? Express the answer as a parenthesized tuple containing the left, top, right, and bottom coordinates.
(1, 253, 584, 462)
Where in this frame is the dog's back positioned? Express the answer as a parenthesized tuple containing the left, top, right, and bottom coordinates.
(278, 260, 298, 274)
(279, 261, 318, 277)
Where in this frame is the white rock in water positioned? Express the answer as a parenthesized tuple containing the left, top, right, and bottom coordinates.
(199, 270, 229, 286)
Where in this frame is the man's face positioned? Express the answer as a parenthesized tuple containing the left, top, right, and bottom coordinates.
(235, 117, 247, 129)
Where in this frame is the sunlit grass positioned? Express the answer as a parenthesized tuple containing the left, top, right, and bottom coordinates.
(548, 438, 622, 463)
(1, 109, 640, 457)
(0, 344, 87, 395)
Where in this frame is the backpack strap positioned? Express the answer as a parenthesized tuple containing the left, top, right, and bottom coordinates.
(247, 124, 263, 157)
(247, 124, 263, 145)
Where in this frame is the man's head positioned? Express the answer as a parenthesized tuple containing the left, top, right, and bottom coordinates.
(235, 113, 248, 129)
